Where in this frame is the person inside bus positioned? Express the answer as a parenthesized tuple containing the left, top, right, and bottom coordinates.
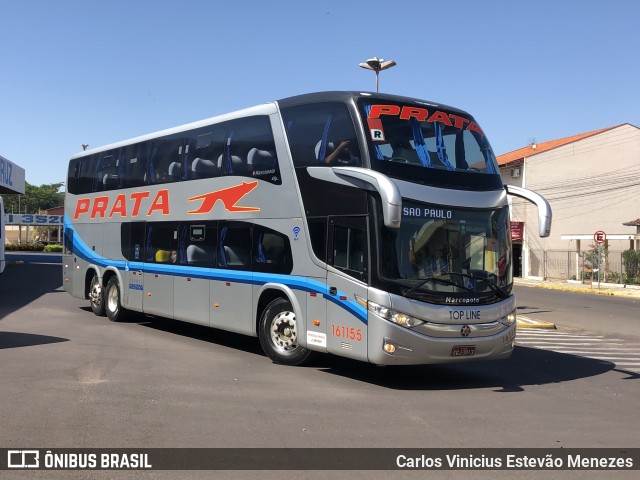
(391, 140, 422, 165)
(323, 139, 360, 165)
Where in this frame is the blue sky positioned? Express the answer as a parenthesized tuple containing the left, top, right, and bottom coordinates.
(1, 0, 638, 187)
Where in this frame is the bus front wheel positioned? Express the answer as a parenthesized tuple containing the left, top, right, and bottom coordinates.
(259, 298, 311, 366)
(89, 273, 105, 316)
(105, 276, 127, 322)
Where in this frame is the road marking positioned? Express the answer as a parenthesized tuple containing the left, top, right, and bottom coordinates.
(516, 328, 640, 374)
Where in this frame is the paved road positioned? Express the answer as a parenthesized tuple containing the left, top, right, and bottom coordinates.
(514, 284, 640, 339)
(1, 264, 639, 479)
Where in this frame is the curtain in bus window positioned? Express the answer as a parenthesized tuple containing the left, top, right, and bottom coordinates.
(409, 118, 432, 168)
(434, 122, 454, 171)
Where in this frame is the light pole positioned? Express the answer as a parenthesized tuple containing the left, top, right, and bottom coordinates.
(359, 56, 396, 92)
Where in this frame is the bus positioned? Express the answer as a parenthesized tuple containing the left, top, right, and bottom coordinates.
(63, 91, 551, 366)
(0, 196, 4, 273)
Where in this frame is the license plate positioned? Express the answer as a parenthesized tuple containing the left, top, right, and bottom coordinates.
(451, 345, 476, 357)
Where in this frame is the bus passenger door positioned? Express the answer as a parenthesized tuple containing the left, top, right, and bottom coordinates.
(142, 223, 176, 319)
(121, 222, 145, 313)
(210, 222, 253, 335)
(325, 216, 369, 362)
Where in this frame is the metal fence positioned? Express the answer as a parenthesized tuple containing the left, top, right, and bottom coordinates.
(529, 250, 630, 283)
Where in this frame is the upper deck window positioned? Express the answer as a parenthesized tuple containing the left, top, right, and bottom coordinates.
(358, 100, 502, 190)
(282, 102, 362, 167)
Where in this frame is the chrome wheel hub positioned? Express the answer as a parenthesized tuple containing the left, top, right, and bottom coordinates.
(270, 311, 298, 352)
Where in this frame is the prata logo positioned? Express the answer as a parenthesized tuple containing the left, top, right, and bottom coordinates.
(8, 450, 40, 468)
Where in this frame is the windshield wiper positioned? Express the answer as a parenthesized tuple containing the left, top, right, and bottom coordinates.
(401, 273, 510, 301)
(452, 272, 510, 300)
(402, 276, 474, 299)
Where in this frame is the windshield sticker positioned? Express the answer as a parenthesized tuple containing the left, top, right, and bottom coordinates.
(366, 117, 386, 142)
(368, 104, 484, 136)
(403, 207, 453, 219)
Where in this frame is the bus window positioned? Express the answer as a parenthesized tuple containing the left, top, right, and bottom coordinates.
(329, 216, 367, 281)
(307, 217, 327, 263)
(121, 222, 145, 261)
(223, 116, 281, 184)
(95, 151, 119, 192)
(184, 129, 225, 180)
(146, 222, 178, 263)
(121, 142, 149, 189)
(253, 225, 292, 274)
(149, 136, 184, 184)
(181, 222, 217, 267)
(218, 222, 252, 269)
(282, 102, 361, 167)
(72, 154, 97, 195)
(67, 159, 80, 194)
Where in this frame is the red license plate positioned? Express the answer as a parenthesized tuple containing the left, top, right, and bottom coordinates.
(451, 345, 476, 357)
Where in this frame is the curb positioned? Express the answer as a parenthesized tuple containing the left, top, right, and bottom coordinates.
(516, 317, 556, 330)
(515, 282, 640, 298)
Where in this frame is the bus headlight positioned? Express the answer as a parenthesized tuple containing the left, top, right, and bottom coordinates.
(498, 310, 517, 327)
(368, 301, 425, 328)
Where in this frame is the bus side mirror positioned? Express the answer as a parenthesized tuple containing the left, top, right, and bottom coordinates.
(306, 166, 402, 229)
(505, 184, 552, 238)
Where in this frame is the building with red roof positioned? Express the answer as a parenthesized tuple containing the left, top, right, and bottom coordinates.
(497, 123, 640, 279)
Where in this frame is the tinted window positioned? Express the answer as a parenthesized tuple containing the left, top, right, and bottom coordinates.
(95, 151, 119, 192)
(282, 102, 361, 167)
(121, 222, 145, 261)
(181, 222, 217, 267)
(184, 128, 225, 180)
(72, 155, 98, 194)
(223, 116, 281, 184)
(307, 217, 327, 262)
(121, 142, 149, 189)
(146, 222, 178, 263)
(218, 222, 252, 269)
(67, 160, 80, 194)
(149, 136, 184, 184)
(253, 225, 293, 274)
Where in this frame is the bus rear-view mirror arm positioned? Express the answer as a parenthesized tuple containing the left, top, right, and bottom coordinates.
(505, 184, 552, 238)
(306, 166, 402, 229)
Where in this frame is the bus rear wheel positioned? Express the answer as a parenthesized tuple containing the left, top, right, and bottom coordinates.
(105, 276, 127, 322)
(89, 272, 105, 316)
(259, 298, 311, 366)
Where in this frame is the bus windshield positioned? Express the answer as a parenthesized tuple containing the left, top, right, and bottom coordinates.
(357, 99, 502, 190)
(377, 201, 512, 305)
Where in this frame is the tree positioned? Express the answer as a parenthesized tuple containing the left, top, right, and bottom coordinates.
(2, 182, 64, 214)
(622, 249, 640, 285)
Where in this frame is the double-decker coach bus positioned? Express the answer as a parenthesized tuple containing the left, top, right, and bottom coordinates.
(0, 196, 5, 274)
(63, 91, 551, 366)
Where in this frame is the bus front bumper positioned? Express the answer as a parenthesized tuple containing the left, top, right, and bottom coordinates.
(367, 314, 516, 366)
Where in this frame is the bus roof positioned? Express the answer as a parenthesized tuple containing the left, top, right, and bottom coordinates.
(276, 91, 471, 116)
(71, 102, 279, 160)
(70, 91, 471, 160)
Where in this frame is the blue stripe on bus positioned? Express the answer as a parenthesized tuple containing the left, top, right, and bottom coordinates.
(64, 219, 367, 323)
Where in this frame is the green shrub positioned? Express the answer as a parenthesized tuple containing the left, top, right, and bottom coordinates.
(622, 250, 640, 284)
(44, 244, 63, 253)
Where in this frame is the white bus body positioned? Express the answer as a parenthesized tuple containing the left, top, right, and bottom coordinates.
(63, 92, 551, 366)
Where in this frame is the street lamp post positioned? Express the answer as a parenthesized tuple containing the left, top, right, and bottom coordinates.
(359, 56, 397, 92)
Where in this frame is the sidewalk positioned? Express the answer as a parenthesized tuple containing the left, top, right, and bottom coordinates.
(514, 277, 640, 298)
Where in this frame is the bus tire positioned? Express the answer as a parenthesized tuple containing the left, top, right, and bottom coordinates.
(105, 276, 127, 322)
(258, 298, 311, 366)
(89, 272, 106, 316)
